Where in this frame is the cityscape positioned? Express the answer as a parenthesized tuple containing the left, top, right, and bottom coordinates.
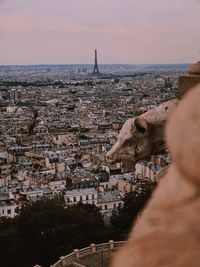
(0, 57, 184, 266)
(0, 0, 200, 267)
(0, 57, 182, 219)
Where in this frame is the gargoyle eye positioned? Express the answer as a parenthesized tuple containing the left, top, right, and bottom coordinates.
(134, 117, 149, 134)
(135, 146, 140, 153)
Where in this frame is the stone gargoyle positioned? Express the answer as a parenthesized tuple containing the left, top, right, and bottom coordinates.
(106, 99, 178, 172)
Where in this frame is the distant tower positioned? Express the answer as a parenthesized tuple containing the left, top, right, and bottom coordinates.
(93, 49, 100, 75)
(10, 89, 18, 104)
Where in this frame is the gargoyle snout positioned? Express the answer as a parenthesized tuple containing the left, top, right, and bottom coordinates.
(106, 151, 115, 162)
(106, 141, 121, 163)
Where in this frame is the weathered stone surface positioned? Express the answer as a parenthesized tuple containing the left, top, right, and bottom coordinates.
(106, 99, 178, 172)
(110, 84, 200, 267)
(166, 84, 200, 185)
(179, 75, 200, 98)
(188, 61, 200, 75)
(179, 61, 200, 98)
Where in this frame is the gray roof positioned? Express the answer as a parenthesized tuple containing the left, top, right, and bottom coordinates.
(97, 190, 124, 204)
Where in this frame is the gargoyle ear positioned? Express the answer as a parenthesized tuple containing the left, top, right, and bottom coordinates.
(134, 117, 149, 134)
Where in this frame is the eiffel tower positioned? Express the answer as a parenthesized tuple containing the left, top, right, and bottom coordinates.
(93, 49, 100, 75)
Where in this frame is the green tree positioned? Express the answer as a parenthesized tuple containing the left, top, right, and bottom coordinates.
(0, 198, 109, 267)
(0, 217, 30, 267)
(110, 181, 157, 240)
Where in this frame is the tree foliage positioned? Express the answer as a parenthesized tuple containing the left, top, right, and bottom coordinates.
(0, 182, 157, 267)
(110, 181, 157, 240)
(0, 198, 109, 267)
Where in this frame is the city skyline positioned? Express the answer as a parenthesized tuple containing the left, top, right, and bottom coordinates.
(0, 0, 200, 65)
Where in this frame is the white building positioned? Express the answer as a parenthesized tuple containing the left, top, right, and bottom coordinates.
(49, 180, 66, 191)
(64, 188, 97, 206)
(21, 189, 44, 200)
(0, 201, 17, 218)
(135, 161, 162, 182)
(97, 190, 124, 215)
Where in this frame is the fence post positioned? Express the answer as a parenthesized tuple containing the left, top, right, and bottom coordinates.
(90, 243, 96, 253)
(74, 249, 80, 260)
(109, 240, 115, 250)
(59, 256, 65, 267)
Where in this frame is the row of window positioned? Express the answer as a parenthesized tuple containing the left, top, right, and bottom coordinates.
(99, 202, 122, 210)
(66, 199, 96, 205)
(101, 184, 109, 189)
(0, 209, 12, 215)
(66, 194, 96, 203)
(52, 185, 65, 189)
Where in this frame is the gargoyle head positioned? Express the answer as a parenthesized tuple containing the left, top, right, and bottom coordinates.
(106, 116, 152, 172)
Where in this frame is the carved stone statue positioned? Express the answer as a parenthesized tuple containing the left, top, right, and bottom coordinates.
(106, 99, 178, 172)
(111, 84, 200, 267)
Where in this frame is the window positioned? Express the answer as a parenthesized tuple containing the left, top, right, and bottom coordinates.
(86, 195, 89, 201)
(7, 209, 11, 215)
(92, 194, 95, 200)
(73, 197, 76, 202)
(114, 203, 116, 209)
(105, 205, 107, 210)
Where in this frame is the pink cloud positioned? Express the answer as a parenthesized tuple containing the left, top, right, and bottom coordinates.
(0, 0, 199, 64)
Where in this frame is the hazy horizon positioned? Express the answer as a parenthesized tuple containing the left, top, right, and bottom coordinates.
(0, 63, 191, 67)
(0, 0, 200, 65)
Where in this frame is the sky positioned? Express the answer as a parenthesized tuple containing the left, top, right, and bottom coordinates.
(0, 0, 200, 65)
